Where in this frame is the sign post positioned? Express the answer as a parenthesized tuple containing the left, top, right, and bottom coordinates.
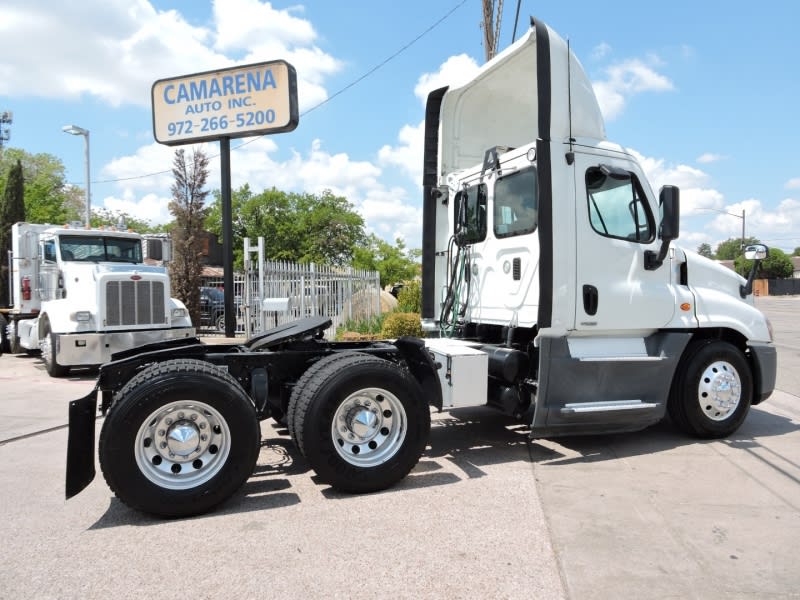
(152, 60, 298, 336)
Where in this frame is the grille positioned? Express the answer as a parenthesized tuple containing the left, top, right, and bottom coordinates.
(106, 280, 166, 326)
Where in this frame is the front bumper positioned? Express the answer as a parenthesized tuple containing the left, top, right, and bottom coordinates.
(56, 327, 195, 366)
(750, 342, 777, 404)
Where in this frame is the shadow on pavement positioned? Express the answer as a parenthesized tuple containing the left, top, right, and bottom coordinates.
(6, 351, 99, 381)
(531, 404, 799, 467)
(87, 403, 797, 524)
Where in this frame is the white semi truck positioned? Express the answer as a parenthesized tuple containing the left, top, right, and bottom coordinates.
(65, 18, 776, 517)
(0, 222, 194, 376)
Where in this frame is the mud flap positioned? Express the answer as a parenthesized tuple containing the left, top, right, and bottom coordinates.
(66, 388, 99, 499)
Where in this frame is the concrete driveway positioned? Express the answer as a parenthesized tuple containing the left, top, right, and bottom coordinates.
(0, 296, 797, 599)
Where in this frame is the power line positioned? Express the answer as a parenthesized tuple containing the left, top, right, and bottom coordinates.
(80, 0, 469, 187)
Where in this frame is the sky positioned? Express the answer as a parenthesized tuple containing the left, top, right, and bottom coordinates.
(1, 0, 799, 254)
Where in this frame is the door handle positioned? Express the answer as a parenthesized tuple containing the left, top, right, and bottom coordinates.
(583, 284, 598, 315)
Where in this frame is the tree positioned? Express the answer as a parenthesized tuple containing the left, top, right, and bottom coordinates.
(696, 243, 714, 258)
(351, 234, 420, 287)
(0, 148, 80, 224)
(734, 247, 794, 279)
(714, 236, 761, 260)
(0, 159, 26, 306)
(90, 208, 156, 233)
(793, 247, 800, 257)
(206, 186, 366, 268)
(169, 148, 210, 325)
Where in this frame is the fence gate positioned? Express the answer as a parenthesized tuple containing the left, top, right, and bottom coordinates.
(235, 237, 381, 339)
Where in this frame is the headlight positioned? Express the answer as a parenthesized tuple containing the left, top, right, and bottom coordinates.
(171, 308, 187, 319)
(74, 311, 92, 322)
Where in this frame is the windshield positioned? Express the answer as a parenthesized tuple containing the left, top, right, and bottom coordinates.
(59, 235, 143, 263)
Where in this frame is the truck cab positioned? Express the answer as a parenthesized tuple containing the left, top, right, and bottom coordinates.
(421, 20, 776, 436)
(5, 223, 194, 376)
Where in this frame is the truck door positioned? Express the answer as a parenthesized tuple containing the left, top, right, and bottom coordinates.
(451, 166, 539, 329)
(476, 166, 539, 326)
(573, 152, 675, 332)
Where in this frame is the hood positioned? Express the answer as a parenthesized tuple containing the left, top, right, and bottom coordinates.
(682, 248, 746, 298)
(680, 247, 771, 342)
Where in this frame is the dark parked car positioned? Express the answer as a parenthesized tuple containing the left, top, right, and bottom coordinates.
(199, 286, 225, 332)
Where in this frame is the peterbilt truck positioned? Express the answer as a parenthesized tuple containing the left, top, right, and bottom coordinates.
(65, 19, 776, 518)
(0, 222, 194, 376)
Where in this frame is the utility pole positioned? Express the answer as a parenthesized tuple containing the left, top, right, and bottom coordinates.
(482, 0, 504, 62)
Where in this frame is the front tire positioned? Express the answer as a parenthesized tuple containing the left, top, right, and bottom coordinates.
(290, 353, 430, 493)
(99, 359, 261, 517)
(668, 340, 753, 438)
(40, 322, 69, 377)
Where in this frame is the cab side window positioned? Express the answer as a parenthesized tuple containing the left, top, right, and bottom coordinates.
(494, 168, 537, 238)
(453, 183, 487, 244)
(585, 166, 654, 243)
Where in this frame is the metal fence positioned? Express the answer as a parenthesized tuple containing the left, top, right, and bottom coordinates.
(201, 237, 381, 339)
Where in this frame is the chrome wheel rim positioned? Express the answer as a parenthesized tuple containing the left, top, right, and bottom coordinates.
(331, 387, 406, 467)
(135, 400, 231, 489)
(698, 360, 742, 421)
(40, 335, 54, 369)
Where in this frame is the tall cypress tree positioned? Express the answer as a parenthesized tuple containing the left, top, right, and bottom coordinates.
(0, 159, 26, 306)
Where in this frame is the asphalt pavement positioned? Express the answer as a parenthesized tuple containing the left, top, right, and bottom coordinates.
(0, 296, 798, 599)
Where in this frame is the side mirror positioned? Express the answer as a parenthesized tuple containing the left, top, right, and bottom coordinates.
(645, 185, 680, 270)
(433, 185, 449, 204)
(659, 185, 680, 241)
(145, 238, 172, 262)
(145, 238, 163, 261)
(740, 244, 769, 298)
(744, 244, 768, 261)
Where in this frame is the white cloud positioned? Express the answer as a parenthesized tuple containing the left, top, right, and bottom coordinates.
(97, 137, 427, 246)
(628, 149, 724, 216)
(378, 122, 424, 184)
(785, 177, 800, 190)
(591, 43, 612, 61)
(0, 0, 339, 110)
(414, 54, 480, 104)
(592, 58, 674, 121)
(103, 190, 173, 225)
(376, 56, 481, 190)
(697, 153, 727, 164)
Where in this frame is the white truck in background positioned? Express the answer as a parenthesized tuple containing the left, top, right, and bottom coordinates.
(0, 222, 194, 376)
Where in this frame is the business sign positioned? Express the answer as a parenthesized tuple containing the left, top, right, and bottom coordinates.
(151, 60, 298, 145)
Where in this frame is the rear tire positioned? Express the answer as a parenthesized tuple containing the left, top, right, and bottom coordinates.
(668, 340, 752, 438)
(99, 358, 261, 517)
(291, 353, 430, 493)
(0, 313, 6, 355)
(40, 322, 70, 377)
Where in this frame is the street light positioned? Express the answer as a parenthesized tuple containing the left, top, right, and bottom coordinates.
(700, 207, 746, 250)
(62, 124, 91, 227)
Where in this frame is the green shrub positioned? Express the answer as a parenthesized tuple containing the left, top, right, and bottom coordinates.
(380, 312, 423, 338)
(396, 280, 422, 313)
